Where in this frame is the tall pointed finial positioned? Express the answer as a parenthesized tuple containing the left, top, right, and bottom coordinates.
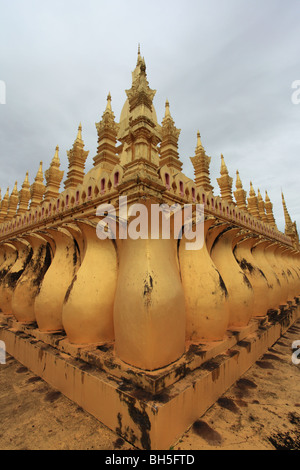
(282, 191, 293, 231)
(12, 181, 18, 194)
(249, 181, 255, 197)
(35, 162, 44, 182)
(106, 92, 112, 111)
(137, 43, 142, 66)
(196, 131, 202, 149)
(76, 122, 82, 141)
(18, 171, 31, 215)
(164, 99, 170, 117)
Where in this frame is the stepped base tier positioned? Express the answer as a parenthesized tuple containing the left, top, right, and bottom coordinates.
(0, 304, 299, 449)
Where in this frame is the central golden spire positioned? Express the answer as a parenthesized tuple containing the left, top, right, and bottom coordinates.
(126, 46, 156, 114)
(118, 47, 162, 186)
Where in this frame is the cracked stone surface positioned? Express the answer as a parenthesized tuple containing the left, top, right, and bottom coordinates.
(174, 319, 300, 450)
(0, 354, 133, 450)
(0, 320, 300, 450)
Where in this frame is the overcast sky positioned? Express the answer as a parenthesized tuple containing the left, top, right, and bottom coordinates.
(0, 0, 299, 233)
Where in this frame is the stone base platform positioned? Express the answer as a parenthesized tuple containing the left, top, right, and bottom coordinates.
(0, 300, 299, 450)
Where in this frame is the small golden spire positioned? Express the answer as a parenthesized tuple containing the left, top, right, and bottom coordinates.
(196, 131, 202, 149)
(65, 124, 89, 189)
(30, 162, 45, 208)
(0, 187, 9, 222)
(0, 187, 9, 220)
(5, 182, 19, 220)
(12, 181, 18, 195)
(35, 162, 44, 182)
(236, 170, 243, 190)
(282, 191, 293, 229)
(160, 98, 182, 171)
(220, 154, 228, 176)
(281, 191, 299, 245)
(44, 146, 64, 202)
(18, 172, 31, 215)
(94, 91, 119, 169)
(264, 190, 277, 228)
(51, 146, 60, 167)
(249, 181, 256, 197)
(257, 188, 268, 222)
(247, 182, 260, 218)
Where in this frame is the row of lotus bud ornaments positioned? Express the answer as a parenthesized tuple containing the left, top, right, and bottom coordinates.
(0, 215, 299, 371)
